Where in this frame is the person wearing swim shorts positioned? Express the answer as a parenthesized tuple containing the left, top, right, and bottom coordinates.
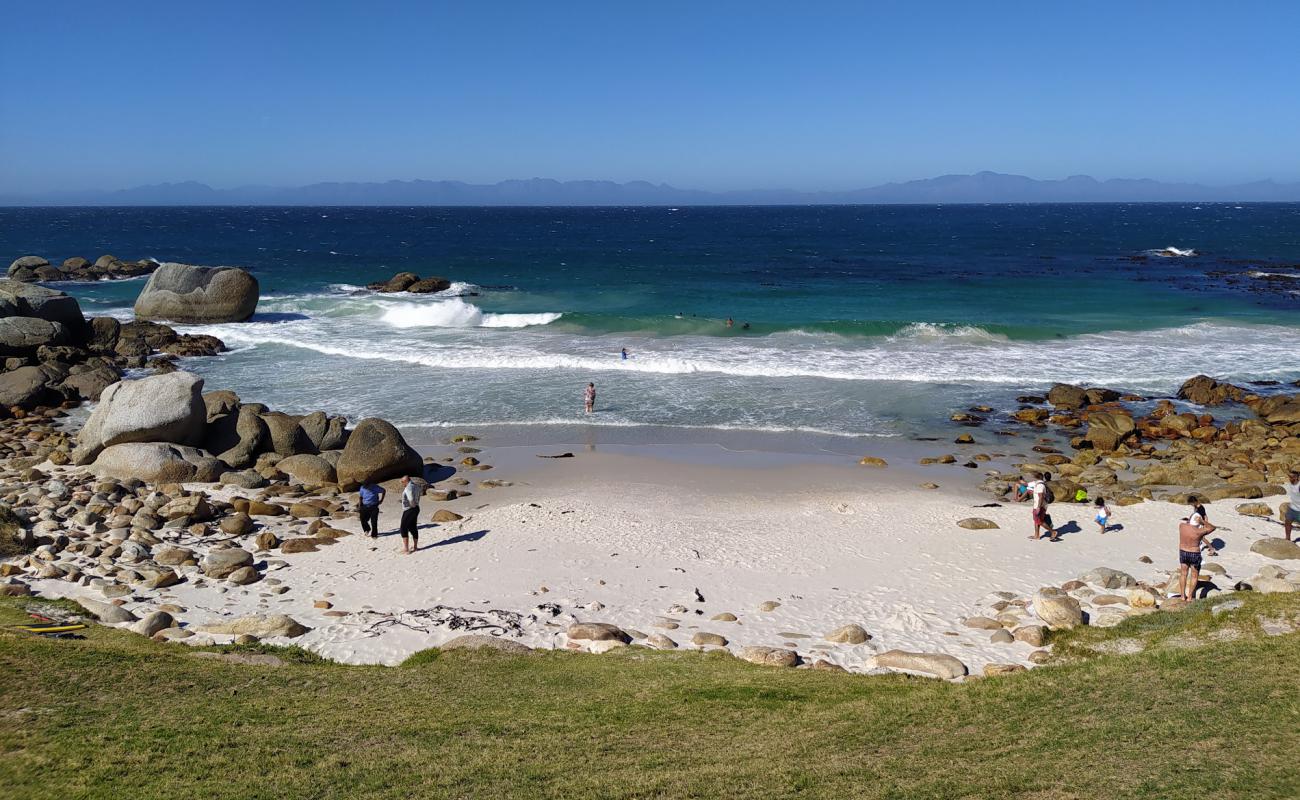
(1177, 515, 1218, 602)
(584, 382, 596, 414)
(1283, 470, 1300, 541)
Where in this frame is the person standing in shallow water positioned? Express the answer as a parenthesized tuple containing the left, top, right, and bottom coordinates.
(358, 481, 385, 538)
(584, 382, 596, 414)
(399, 476, 423, 554)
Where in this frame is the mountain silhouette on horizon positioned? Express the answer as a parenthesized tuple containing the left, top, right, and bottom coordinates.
(4, 171, 1299, 206)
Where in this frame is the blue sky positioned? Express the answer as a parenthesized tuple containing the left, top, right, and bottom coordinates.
(2, 1, 1297, 193)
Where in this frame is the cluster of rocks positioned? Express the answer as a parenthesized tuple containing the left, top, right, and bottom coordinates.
(0, 280, 227, 413)
(8, 254, 158, 283)
(958, 547, 1300, 662)
(560, 615, 881, 673)
(68, 370, 421, 489)
(0, 463, 362, 642)
(949, 375, 1300, 509)
(366, 272, 452, 294)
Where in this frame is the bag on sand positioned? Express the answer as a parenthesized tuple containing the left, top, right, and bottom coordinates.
(1043, 484, 1056, 505)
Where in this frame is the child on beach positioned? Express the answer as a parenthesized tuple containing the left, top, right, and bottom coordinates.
(1012, 478, 1031, 502)
(1094, 497, 1111, 534)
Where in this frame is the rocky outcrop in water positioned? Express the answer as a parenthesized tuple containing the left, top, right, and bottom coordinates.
(974, 378, 1300, 510)
(134, 263, 260, 323)
(7, 254, 158, 283)
(366, 272, 452, 294)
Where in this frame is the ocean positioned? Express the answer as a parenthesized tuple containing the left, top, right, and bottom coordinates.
(2, 204, 1298, 446)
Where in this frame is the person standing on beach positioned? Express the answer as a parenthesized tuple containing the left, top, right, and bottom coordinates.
(1093, 497, 1111, 534)
(399, 476, 423, 554)
(1282, 470, 1300, 541)
(584, 382, 596, 414)
(1177, 514, 1218, 601)
(358, 481, 385, 538)
(1028, 472, 1058, 541)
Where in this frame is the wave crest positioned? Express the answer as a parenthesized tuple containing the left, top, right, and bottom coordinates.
(380, 298, 561, 329)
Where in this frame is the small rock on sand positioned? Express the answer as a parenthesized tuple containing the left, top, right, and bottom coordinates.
(440, 634, 531, 653)
(1013, 625, 1047, 647)
(129, 610, 174, 637)
(1250, 538, 1300, 560)
(1032, 588, 1083, 630)
(858, 456, 888, 467)
(692, 632, 728, 647)
(566, 622, 630, 643)
(736, 646, 799, 667)
(824, 624, 870, 644)
(957, 518, 999, 530)
(710, 612, 737, 622)
(758, 600, 781, 612)
(198, 613, 309, 638)
(644, 633, 677, 649)
(874, 649, 968, 680)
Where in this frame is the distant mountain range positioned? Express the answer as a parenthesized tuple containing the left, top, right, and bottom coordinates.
(4, 172, 1300, 206)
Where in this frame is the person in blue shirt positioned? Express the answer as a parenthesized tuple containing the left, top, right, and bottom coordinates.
(358, 481, 385, 538)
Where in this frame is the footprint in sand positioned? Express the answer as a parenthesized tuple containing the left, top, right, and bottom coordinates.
(833, 503, 853, 515)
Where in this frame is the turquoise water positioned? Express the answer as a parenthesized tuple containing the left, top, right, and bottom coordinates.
(2, 204, 1298, 439)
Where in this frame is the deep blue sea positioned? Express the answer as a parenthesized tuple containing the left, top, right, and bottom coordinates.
(2, 204, 1298, 441)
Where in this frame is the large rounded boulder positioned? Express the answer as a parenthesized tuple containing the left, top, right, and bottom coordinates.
(335, 418, 421, 489)
(91, 442, 224, 483)
(1085, 411, 1136, 452)
(134, 263, 259, 324)
(0, 280, 86, 331)
(0, 365, 63, 408)
(72, 371, 207, 465)
(0, 317, 69, 357)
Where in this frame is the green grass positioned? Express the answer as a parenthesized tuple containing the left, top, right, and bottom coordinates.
(1, 594, 1298, 799)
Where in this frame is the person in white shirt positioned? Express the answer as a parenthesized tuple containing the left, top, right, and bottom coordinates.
(1093, 497, 1111, 534)
(1283, 470, 1300, 542)
(1027, 472, 1058, 542)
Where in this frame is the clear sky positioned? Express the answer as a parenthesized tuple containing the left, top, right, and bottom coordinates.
(2, 1, 1297, 193)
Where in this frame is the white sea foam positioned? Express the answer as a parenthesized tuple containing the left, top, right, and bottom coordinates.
(379, 298, 561, 329)
(198, 317, 1300, 390)
(1147, 246, 1197, 257)
(886, 322, 1009, 343)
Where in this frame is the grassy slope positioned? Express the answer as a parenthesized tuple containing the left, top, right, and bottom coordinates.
(1, 595, 1298, 800)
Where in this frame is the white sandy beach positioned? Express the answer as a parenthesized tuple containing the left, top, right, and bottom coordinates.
(24, 443, 1291, 675)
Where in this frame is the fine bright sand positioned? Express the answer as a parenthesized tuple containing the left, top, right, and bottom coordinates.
(30, 445, 1287, 674)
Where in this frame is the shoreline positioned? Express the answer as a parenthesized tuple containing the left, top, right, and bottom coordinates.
(14, 435, 1296, 675)
(3, 266, 1299, 680)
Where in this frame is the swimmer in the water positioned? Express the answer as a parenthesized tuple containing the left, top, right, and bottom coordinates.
(620, 347, 628, 360)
